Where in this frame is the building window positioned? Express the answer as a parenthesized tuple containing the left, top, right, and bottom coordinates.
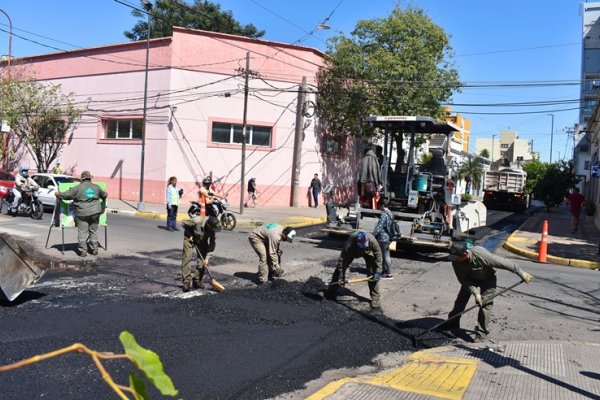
(211, 122, 272, 146)
(103, 119, 143, 139)
(585, 160, 591, 170)
(323, 136, 344, 155)
(501, 144, 509, 149)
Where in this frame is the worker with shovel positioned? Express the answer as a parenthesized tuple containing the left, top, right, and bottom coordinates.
(181, 215, 221, 292)
(442, 240, 533, 342)
(248, 224, 296, 284)
(325, 230, 383, 309)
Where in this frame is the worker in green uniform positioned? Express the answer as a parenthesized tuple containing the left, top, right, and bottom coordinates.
(325, 230, 383, 309)
(443, 240, 534, 342)
(181, 215, 221, 292)
(248, 223, 296, 284)
(55, 170, 107, 257)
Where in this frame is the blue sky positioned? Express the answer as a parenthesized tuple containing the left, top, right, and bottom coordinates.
(0, 0, 587, 162)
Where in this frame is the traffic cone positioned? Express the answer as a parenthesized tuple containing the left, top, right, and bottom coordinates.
(538, 219, 548, 263)
(200, 194, 207, 217)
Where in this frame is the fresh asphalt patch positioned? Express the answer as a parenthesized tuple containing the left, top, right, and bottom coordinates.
(0, 259, 455, 400)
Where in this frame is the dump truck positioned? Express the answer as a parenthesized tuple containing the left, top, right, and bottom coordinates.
(483, 164, 529, 213)
(324, 116, 486, 251)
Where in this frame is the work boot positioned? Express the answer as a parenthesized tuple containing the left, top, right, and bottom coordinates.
(273, 268, 285, 277)
(370, 299, 381, 309)
(192, 280, 205, 290)
(79, 251, 88, 258)
(472, 333, 487, 343)
(91, 249, 99, 256)
(182, 282, 191, 293)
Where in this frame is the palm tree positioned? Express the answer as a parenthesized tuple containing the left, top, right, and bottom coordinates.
(457, 158, 484, 194)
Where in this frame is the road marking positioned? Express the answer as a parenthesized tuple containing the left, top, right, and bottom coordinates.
(307, 349, 478, 400)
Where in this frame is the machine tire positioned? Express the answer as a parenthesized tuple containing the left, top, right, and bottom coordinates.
(221, 212, 236, 231)
(30, 201, 44, 220)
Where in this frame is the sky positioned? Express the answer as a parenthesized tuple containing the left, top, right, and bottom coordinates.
(0, 0, 589, 163)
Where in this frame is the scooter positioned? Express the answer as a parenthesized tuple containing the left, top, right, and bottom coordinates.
(187, 195, 237, 231)
(1, 187, 44, 219)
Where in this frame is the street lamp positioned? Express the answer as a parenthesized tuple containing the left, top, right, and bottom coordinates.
(137, 0, 152, 211)
(548, 113, 554, 163)
(0, 7, 12, 170)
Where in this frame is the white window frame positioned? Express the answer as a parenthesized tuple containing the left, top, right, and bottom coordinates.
(103, 118, 143, 140)
(211, 122, 272, 147)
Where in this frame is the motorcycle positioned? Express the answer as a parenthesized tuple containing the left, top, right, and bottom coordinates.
(1, 187, 44, 220)
(188, 195, 237, 231)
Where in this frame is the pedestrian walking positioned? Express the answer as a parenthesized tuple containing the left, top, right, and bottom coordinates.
(245, 177, 258, 208)
(566, 187, 585, 233)
(180, 215, 221, 292)
(325, 230, 383, 309)
(165, 176, 182, 231)
(440, 240, 533, 342)
(248, 223, 296, 284)
(54, 171, 107, 257)
(310, 173, 322, 208)
(51, 161, 64, 174)
(372, 197, 394, 279)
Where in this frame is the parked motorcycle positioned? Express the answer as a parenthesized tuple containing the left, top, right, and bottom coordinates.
(187, 196, 236, 231)
(1, 187, 44, 219)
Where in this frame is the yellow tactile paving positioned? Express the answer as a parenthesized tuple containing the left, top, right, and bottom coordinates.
(307, 350, 479, 400)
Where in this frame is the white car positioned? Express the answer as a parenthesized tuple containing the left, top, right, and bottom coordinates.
(31, 173, 82, 209)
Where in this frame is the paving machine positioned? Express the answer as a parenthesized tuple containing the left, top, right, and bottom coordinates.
(325, 116, 486, 251)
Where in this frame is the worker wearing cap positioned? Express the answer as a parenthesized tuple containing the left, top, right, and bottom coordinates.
(248, 223, 296, 284)
(180, 215, 221, 292)
(55, 171, 107, 257)
(443, 240, 534, 342)
(325, 230, 383, 309)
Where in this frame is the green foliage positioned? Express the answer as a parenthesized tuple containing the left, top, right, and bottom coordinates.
(120, 331, 178, 397)
(130, 373, 149, 400)
(419, 152, 433, 165)
(479, 148, 489, 158)
(0, 79, 82, 172)
(523, 160, 577, 209)
(461, 193, 472, 202)
(124, 0, 265, 41)
(456, 157, 483, 194)
(316, 5, 460, 138)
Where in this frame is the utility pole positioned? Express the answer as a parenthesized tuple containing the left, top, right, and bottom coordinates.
(548, 113, 554, 163)
(239, 52, 250, 215)
(291, 77, 306, 207)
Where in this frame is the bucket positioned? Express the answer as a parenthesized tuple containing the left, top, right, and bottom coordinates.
(414, 174, 429, 192)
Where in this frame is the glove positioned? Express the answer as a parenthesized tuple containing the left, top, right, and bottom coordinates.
(474, 293, 483, 307)
(521, 272, 533, 283)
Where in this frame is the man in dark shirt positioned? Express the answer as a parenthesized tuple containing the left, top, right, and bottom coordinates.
(310, 173, 322, 208)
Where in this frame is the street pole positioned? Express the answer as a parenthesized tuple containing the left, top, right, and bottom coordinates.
(291, 77, 306, 207)
(548, 113, 554, 163)
(137, 0, 151, 211)
(239, 52, 250, 215)
(0, 8, 12, 170)
(491, 134, 496, 164)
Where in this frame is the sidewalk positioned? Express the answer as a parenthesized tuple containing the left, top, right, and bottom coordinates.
(105, 198, 327, 228)
(504, 202, 600, 269)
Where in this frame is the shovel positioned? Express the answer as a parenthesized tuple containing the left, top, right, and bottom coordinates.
(411, 280, 525, 348)
(0, 235, 45, 302)
(194, 246, 225, 292)
(302, 275, 374, 300)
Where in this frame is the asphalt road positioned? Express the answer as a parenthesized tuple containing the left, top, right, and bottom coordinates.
(0, 209, 598, 399)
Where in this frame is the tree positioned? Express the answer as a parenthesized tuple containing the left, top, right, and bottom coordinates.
(316, 5, 460, 140)
(0, 80, 82, 172)
(523, 159, 578, 211)
(479, 149, 489, 159)
(124, 0, 265, 41)
(456, 157, 483, 194)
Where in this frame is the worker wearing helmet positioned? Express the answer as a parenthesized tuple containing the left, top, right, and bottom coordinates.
(10, 167, 39, 215)
(441, 240, 534, 343)
(325, 230, 383, 309)
(180, 215, 222, 292)
(198, 176, 223, 215)
(248, 223, 296, 284)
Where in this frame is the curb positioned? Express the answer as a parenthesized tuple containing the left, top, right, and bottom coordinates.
(504, 232, 600, 270)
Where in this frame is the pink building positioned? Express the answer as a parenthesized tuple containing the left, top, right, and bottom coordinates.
(3, 27, 360, 207)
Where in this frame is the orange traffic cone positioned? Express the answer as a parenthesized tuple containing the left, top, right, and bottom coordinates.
(200, 194, 207, 217)
(538, 219, 548, 263)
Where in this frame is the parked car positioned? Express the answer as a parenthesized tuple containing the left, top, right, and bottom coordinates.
(31, 173, 81, 209)
(0, 170, 15, 206)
